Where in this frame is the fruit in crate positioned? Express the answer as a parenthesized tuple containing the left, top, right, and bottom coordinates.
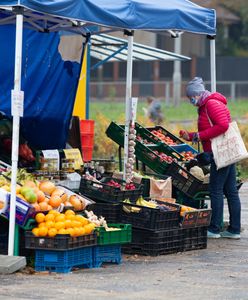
(125, 182, 136, 190)
(106, 179, 121, 188)
(151, 129, 177, 145)
(51, 188, 68, 202)
(32, 210, 95, 237)
(180, 205, 196, 216)
(69, 195, 87, 211)
(181, 151, 196, 161)
(149, 151, 177, 163)
(39, 181, 56, 195)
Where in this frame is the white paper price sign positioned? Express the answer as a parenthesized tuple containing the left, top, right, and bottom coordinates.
(11, 90, 24, 117)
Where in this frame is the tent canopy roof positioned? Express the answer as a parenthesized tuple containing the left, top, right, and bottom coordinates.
(90, 34, 191, 65)
(0, 0, 216, 35)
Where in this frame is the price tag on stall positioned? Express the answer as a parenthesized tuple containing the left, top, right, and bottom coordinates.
(11, 90, 24, 117)
(42, 149, 60, 171)
(63, 148, 83, 170)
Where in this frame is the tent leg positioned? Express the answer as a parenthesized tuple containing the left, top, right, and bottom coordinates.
(123, 31, 134, 180)
(8, 13, 24, 256)
(210, 37, 216, 92)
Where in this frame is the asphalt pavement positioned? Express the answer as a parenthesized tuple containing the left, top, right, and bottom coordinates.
(0, 183, 247, 300)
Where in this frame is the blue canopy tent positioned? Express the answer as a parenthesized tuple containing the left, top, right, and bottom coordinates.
(0, 0, 216, 255)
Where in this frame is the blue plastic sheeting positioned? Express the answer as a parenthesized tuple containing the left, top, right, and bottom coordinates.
(0, 25, 81, 149)
(1, 0, 216, 35)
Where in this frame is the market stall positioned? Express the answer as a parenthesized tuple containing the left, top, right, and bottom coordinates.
(0, 0, 216, 271)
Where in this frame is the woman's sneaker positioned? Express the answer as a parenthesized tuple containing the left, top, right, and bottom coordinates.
(207, 231, 221, 239)
(220, 231, 240, 239)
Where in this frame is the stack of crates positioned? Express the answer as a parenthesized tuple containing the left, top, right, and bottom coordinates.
(121, 201, 211, 256)
(25, 232, 97, 273)
(105, 121, 209, 199)
(80, 119, 94, 162)
(93, 224, 132, 267)
(121, 201, 182, 256)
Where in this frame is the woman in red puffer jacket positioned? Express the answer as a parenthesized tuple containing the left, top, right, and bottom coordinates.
(179, 77, 241, 240)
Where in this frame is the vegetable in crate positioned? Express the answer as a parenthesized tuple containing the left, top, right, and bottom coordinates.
(84, 210, 120, 231)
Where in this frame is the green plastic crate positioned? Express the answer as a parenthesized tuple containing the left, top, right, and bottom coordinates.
(134, 142, 173, 174)
(105, 122, 125, 147)
(95, 223, 132, 245)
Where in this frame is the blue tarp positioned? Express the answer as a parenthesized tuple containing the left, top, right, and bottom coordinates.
(0, 25, 82, 149)
(1, 0, 216, 35)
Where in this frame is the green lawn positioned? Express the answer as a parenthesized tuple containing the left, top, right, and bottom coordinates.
(89, 99, 248, 123)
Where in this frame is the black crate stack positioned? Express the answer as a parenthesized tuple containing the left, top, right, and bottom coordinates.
(121, 202, 208, 256)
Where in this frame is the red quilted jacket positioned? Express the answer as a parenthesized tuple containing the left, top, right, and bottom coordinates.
(189, 92, 231, 152)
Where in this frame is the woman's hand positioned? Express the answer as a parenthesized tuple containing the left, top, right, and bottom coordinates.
(179, 130, 190, 141)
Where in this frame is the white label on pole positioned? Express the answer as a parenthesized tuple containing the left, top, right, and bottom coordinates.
(11, 90, 24, 117)
(130, 97, 138, 125)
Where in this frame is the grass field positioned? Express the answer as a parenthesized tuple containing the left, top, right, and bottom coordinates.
(89, 99, 248, 123)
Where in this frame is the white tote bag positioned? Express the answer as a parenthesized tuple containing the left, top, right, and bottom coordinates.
(210, 121, 248, 170)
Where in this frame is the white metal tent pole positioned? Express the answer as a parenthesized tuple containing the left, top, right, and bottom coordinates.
(210, 37, 216, 92)
(172, 34, 182, 106)
(123, 31, 134, 180)
(8, 13, 24, 256)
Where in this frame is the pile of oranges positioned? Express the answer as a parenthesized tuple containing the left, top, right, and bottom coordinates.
(32, 209, 95, 237)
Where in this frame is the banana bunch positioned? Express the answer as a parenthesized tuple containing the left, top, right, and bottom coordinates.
(3, 168, 35, 184)
(122, 198, 141, 213)
(136, 197, 157, 209)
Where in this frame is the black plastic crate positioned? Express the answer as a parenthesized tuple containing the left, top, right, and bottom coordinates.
(180, 226, 208, 251)
(79, 177, 143, 203)
(86, 203, 121, 223)
(122, 228, 183, 256)
(166, 162, 209, 198)
(121, 201, 180, 230)
(25, 232, 97, 251)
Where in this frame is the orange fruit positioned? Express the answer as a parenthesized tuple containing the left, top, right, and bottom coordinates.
(65, 214, 75, 221)
(39, 202, 48, 211)
(49, 195, 62, 208)
(64, 209, 75, 216)
(54, 221, 65, 230)
(32, 227, 39, 237)
(73, 227, 80, 237)
(45, 221, 55, 228)
(35, 212, 45, 223)
(38, 222, 46, 228)
(55, 214, 65, 222)
(78, 227, 85, 236)
(58, 228, 67, 235)
(84, 223, 95, 234)
(75, 215, 88, 226)
(36, 190, 46, 203)
(39, 181, 56, 195)
(45, 214, 55, 222)
(64, 219, 72, 229)
(71, 220, 81, 228)
(24, 180, 37, 189)
(67, 228, 74, 237)
(32, 202, 40, 212)
(48, 228, 57, 237)
(52, 188, 68, 203)
(48, 210, 60, 216)
(38, 227, 48, 237)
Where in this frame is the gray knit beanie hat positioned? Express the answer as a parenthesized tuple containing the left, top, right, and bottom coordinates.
(186, 77, 205, 97)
